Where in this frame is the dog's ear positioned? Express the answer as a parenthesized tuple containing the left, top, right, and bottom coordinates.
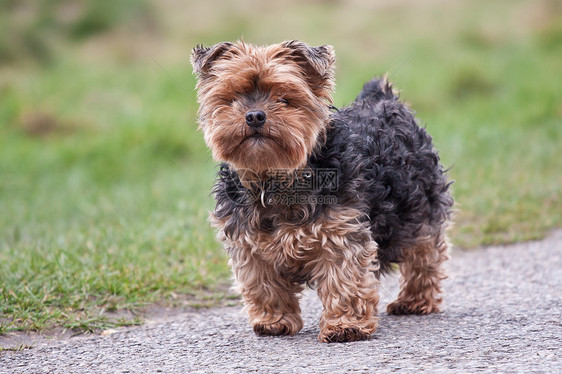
(281, 40, 336, 100)
(191, 42, 233, 76)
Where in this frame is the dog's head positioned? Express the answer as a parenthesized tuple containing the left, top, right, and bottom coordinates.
(191, 40, 335, 173)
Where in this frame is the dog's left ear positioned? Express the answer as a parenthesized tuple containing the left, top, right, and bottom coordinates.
(191, 42, 233, 77)
(281, 40, 336, 101)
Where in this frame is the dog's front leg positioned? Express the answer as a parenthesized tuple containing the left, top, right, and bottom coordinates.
(230, 249, 304, 337)
(316, 250, 380, 342)
(311, 217, 380, 343)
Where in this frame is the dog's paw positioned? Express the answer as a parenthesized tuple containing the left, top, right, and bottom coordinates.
(252, 313, 303, 337)
(253, 322, 292, 336)
(386, 299, 441, 315)
(319, 327, 372, 343)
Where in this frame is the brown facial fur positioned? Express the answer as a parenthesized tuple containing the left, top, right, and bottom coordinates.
(191, 41, 335, 173)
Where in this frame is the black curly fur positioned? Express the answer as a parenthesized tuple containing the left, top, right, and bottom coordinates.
(213, 78, 453, 275)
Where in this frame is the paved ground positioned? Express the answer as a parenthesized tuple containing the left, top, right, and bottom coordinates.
(1, 230, 561, 373)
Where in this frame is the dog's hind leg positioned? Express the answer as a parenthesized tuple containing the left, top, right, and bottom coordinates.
(386, 231, 449, 315)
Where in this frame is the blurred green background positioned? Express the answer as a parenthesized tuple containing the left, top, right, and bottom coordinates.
(1, 0, 561, 332)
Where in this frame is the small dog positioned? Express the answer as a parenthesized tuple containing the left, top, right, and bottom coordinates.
(191, 40, 453, 343)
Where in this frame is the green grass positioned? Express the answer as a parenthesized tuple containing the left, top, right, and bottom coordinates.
(1, 0, 561, 333)
(0, 62, 231, 331)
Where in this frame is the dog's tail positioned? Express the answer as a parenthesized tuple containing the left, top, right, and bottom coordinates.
(354, 76, 397, 103)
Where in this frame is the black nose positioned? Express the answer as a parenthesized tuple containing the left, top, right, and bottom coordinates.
(245, 111, 266, 128)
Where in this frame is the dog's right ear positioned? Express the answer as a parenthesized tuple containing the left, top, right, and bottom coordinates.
(191, 42, 233, 76)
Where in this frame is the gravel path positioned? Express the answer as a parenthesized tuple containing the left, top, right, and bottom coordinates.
(2, 230, 561, 373)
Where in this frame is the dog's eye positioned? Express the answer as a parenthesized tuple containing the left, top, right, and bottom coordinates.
(277, 98, 289, 105)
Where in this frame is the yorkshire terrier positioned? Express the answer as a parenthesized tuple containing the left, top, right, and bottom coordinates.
(191, 40, 453, 343)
